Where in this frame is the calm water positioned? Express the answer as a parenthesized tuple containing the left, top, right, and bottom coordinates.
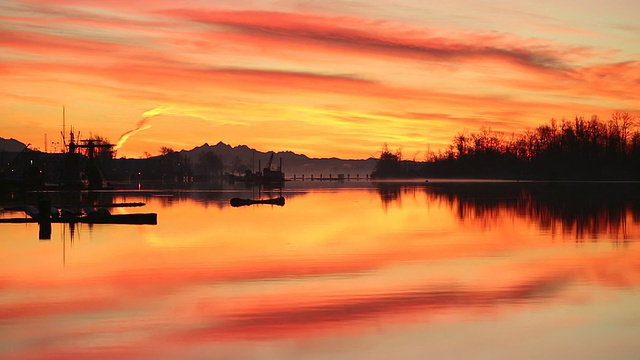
(1, 182, 640, 359)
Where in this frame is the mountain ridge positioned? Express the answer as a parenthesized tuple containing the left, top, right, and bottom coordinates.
(178, 142, 376, 176)
(0, 137, 29, 152)
(1, 137, 377, 176)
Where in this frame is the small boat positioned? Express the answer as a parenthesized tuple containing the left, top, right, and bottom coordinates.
(260, 153, 285, 184)
(230, 196, 285, 207)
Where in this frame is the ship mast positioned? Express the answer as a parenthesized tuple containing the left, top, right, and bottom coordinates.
(61, 105, 67, 153)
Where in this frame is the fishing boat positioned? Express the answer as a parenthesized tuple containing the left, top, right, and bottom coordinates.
(227, 152, 285, 186)
(260, 152, 285, 184)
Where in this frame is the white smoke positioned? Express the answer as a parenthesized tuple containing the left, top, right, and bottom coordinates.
(114, 107, 166, 150)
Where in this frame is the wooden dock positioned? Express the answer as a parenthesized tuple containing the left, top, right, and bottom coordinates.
(289, 174, 370, 181)
(0, 213, 157, 225)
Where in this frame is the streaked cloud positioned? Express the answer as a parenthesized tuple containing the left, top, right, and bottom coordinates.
(1, 0, 638, 158)
(161, 9, 570, 72)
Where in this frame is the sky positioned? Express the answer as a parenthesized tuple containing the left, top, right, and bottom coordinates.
(1, 0, 639, 159)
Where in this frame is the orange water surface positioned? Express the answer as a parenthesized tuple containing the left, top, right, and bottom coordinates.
(1, 183, 639, 359)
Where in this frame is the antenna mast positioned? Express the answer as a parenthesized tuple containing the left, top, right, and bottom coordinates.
(61, 105, 67, 152)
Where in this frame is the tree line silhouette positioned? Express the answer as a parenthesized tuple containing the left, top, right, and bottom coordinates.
(372, 112, 640, 180)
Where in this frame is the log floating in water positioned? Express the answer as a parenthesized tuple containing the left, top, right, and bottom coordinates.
(79, 213, 157, 224)
(59, 202, 146, 208)
(230, 197, 285, 207)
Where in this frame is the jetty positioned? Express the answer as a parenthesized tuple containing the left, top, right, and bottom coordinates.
(0, 213, 157, 225)
(1, 199, 157, 240)
(289, 173, 369, 181)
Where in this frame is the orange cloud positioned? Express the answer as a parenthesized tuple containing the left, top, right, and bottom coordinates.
(2, 1, 638, 159)
(159, 9, 571, 72)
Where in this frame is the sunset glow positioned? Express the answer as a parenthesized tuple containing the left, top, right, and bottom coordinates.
(1, 0, 639, 158)
(2, 187, 640, 359)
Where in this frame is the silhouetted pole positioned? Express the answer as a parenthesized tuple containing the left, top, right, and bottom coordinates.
(38, 198, 51, 240)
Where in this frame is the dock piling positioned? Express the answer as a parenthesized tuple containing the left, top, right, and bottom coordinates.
(38, 198, 51, 240)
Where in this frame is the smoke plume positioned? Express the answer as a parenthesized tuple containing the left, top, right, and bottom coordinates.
(114, 107, 165, 150)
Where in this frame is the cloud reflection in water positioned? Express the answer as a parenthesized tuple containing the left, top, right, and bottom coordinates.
(2, 184, 640, 359)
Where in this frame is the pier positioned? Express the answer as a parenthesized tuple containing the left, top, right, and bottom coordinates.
(289, 174, 369, 181)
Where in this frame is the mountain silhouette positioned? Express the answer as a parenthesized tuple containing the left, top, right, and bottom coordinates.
(178, 142, 376, 176)
(0, 136, 376, 177)
(0, 137, 28, 152)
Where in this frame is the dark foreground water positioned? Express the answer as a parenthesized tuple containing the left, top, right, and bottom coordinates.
(1, 181, 640, 359)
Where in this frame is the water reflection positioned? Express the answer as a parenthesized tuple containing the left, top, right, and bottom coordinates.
(378, 182, 640, 242)
(2, 184, 640, 359)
